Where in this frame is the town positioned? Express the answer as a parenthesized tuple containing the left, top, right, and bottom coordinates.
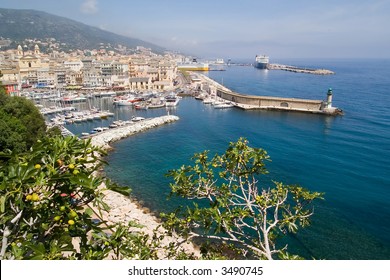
(0, 38, 202, 96)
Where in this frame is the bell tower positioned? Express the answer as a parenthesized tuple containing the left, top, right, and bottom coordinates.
(17, 45, 23, 56)
(34, 44, 40, 56)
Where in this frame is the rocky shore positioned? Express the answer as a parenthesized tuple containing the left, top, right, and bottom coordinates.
(89, 115, 200, 258)
(90, 115, 179, 149)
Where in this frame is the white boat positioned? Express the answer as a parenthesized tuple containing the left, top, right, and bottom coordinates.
(214, 102, 234, 109)
(165, 94, 180, 107)
(114, 99, 135, 106)
(131, 116, 145, 122)
(93, 127, 104, 132)
(113, 94, 143, 106)
(94, 91, 117, 97)
(203, 97, 214, 104)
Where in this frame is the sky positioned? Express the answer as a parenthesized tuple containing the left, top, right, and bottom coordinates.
(1, 0, 390, 60)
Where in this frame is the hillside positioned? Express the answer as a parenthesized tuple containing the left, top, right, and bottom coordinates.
(0, 8, 165, 53)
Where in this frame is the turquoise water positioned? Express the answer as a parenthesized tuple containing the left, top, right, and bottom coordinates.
(68, 59, 390, 259)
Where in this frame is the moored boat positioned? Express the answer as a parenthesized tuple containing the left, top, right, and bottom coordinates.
(131, 116, 145, 122)
(213, 101, 234, 109)
(254, 54, 269, 69)
(165, 94, 180, 107)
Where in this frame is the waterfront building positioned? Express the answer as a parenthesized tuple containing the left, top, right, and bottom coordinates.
(1, 81, 19, 96)
(129, 77, 151, 91)
(36, 67, 52, 87)
(63, 60, 83, 72)
(0, 67, 20, 85)
(1, 44, 179, 92)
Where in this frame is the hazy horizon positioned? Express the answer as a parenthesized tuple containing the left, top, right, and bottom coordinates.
(1, 0, 390, 60)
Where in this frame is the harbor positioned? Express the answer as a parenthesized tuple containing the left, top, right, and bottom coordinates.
(28, 59, 389, 260)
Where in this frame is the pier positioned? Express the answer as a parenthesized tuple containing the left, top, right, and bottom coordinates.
(89, 115, 179, 150)
(268, 63, 335, 75)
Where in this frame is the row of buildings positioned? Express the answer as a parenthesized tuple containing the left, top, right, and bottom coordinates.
(0, 45, 182, 96)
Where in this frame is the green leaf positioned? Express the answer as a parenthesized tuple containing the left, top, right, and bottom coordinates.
(0, 195, 5, 213)
(85, 207, 94, 217)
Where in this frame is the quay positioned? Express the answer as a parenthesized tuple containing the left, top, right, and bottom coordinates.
(195, 74, 343, 115)
(268, 63, 335, 75)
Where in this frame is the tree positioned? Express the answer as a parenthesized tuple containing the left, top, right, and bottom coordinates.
(164, 138, 324, 260)
(0, 136, 182, 260)
(0, 91, 46, 153)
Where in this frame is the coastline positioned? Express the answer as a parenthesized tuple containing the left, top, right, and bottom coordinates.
(89, 114, 200, 258)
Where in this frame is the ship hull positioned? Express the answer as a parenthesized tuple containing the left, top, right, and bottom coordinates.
(254, 62, 268, 69)
(254, 54, 269, 69)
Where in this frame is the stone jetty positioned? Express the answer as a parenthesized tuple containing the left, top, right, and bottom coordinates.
(269, 63, 335, 75)
(90, 115, 179, 150)
(194, 73, 343, 115)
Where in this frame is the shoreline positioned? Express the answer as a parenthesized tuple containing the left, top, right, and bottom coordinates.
(89, 114, 200, 258)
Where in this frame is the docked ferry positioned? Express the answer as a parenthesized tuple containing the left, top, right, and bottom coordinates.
(254, 55, 269, 69)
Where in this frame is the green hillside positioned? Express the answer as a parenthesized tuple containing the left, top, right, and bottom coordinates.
(0, 8, 165, 53)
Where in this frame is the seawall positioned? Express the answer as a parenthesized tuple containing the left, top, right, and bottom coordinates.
(90, 115, 179, 150)
(195, 73, 342, 115)
(269, 63, 335, 75)
(217, 89, 342, 115)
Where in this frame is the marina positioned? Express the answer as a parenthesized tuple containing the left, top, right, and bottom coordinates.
(38, 67, 343, 138)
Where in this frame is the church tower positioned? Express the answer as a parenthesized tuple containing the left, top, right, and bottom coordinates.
(17, 45, 23, 56)
(34, 44, 40, 56)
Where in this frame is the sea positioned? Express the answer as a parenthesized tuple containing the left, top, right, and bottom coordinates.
(65, 58, 390, 260)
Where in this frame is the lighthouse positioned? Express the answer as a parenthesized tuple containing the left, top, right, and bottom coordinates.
(326, 88, 333, 108)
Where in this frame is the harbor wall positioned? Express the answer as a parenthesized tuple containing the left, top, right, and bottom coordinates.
(217, 89, 324, 112)
(90, 115, 179, 150)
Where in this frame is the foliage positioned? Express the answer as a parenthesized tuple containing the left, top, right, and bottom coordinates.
(0, 136, 186, 260)
(0, 91, 46, 153)
(164, 137, 324, 260)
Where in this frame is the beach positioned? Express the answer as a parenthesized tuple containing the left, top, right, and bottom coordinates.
(89, 114, 200, 258)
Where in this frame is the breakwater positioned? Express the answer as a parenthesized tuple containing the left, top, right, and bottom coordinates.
(269, 63, 335, 75)
(90, 115, 179, 149)
(217, 88, 343, 115)
(195, 73, 343, 115)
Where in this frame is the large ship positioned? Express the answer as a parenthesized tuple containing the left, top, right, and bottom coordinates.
(254, 54, 269, 69)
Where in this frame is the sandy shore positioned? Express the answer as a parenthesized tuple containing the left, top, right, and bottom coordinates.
(89, 115, 200, 258)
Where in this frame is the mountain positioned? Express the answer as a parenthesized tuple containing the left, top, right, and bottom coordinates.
(0, 8, 165, 53)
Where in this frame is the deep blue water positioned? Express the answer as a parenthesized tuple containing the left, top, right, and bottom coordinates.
(67, 59, 390, 259)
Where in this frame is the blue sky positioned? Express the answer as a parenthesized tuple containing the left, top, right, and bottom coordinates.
(1, 0, 390, 59)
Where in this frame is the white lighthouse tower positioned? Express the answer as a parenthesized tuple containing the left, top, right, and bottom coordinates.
(326, 88, 333, 108)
